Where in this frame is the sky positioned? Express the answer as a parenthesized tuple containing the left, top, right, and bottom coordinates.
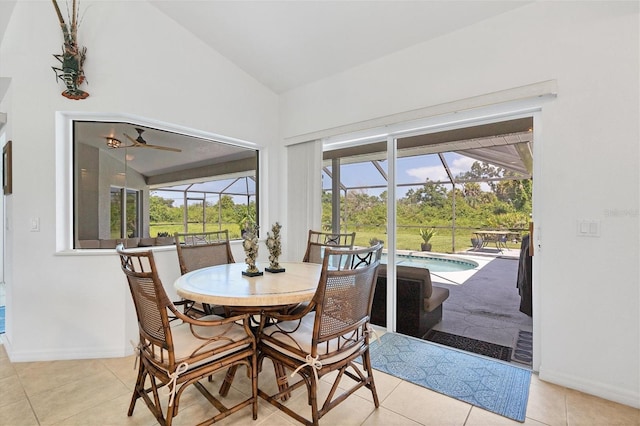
(153, 151, 491, 207)
(323, 152, 487, 198)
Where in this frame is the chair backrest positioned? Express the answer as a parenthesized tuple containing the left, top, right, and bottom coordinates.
(302, 230, 356, 264)
(311, 243, 383, 355)
(175, 230, 235, 275)
(116, 245, 177, 367)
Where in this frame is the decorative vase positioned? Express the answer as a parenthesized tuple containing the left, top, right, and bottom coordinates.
(242, 223, 263, 277)
(265, 222, 285, 273)
(421, 243, 432, 251)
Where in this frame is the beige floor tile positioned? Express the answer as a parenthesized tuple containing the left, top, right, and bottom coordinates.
(50, 393, 157, 426)
(254, 410, 299, 425)
(314, 392, 377, 425)
(525, 376, 568, 426)
(257, 377, 377, 425)
(360, 368, 402, 402)
(0, 355, 17, 380)
(100, 355, 140, 390)
(14, 358, 110, 396)
(0, 399, 40, 426)
(360, 406, 422, 425)
(29, 369, 130, 425)
(466, 406, 548, 425)
(565, 388, 640, 426)
(1, 341, 638, 426)
(0, 374, 28, 408)
(169, 384, 257, 426)
(381, 381, 472, 425)
(320, 360, 401, 404)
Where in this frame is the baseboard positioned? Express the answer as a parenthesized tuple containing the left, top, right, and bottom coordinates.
(1, 340, 131, 362)
(539, 366, 640, 409)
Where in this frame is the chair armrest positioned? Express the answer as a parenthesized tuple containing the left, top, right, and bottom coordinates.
(169, 303, 251, 327)
(258, 301, 317, 334)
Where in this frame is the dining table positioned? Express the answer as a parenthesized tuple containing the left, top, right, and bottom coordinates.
(174, 261, 322, 309)
(472, 230, 510, 251)
(174, 260, 323, 398)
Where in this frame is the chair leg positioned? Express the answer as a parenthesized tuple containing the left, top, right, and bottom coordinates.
(361, 350, 380, 407)
(219, 365, 238, 396)
(128, 361, 146, 416)
(309, 373, 320, 426)
(274, 361, 292, 401)
(131, 365, 167, 426)
(251, 352, 259, 420)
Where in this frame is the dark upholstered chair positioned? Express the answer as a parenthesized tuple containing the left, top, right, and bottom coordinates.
(174, 230, 235, 317)
(258, 243, 383, 426)
(116, 245, 257, 426)
(371, 264, 449, 338)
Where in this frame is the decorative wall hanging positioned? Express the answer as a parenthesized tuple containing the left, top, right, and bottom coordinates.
(3, 140, 12, 195)
(265, 222, 285, 273)
(51, 0, 89, 100)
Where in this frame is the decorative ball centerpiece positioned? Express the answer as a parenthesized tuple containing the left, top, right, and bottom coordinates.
(265, 222, 285, 273)
(242, 222, 263, 277)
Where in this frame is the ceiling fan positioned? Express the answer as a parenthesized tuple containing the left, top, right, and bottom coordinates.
(116, 128, 182, 152)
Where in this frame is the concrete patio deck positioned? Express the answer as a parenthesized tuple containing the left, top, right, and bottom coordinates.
(429, 248, 532, 366)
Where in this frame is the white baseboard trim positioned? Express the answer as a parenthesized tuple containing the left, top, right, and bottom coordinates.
(539, 366, 640, 409)
(1, 338, 132, 362)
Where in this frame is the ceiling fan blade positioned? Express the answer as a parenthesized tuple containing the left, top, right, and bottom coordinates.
(146, 144, 182, 152)
(122, 133, 181, 152)
(123, 133, 142, 146)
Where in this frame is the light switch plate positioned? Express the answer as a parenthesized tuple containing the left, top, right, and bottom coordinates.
(577, 219, 600, 237)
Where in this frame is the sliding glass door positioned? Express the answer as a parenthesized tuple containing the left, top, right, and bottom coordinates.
(321, 117, 533, 337)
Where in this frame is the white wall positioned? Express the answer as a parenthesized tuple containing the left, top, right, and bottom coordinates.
(0, 0, 637, 410)
(280, 2, 639, 408)
(0, 1, 279, 360)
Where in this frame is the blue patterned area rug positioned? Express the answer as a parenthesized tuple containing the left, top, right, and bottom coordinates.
(370, 332, 530, 422)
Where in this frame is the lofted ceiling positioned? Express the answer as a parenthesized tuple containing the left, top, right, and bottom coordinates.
(1, 1, 533, 94)
(148, 0, 532, 94)
(2, 1, 535, 178)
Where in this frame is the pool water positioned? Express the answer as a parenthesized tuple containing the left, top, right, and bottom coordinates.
(381, 253, 478, 272)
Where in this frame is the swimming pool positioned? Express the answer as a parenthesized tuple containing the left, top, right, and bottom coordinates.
(381, 252, 479, 272)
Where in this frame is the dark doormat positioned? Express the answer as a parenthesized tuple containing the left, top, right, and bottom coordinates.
(511, 330, 533, 366)
(423, 329, 512, 362)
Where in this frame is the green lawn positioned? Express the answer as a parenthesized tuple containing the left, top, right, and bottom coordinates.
(345, 226, 522, 253)
(150, 222, 523, 253)
(150, 223, 244, 239)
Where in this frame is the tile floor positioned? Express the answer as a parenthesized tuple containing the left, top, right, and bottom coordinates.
(1, 336, 638, 426)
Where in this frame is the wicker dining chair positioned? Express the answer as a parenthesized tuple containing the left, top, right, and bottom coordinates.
(282, 229, 357, 316)
(257, 243, 383, 426)
(302, 229, 356, 264)
(174, 230, 235, 317)
(116, 245, 257, 426)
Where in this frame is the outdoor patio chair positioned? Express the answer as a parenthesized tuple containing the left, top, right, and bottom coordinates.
(257, 243, 383, 426)
(116, 244, 257, 426)
(174, 230, 235, 317)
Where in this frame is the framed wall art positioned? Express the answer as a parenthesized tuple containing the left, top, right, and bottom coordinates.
(3, 140, 12, 195)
